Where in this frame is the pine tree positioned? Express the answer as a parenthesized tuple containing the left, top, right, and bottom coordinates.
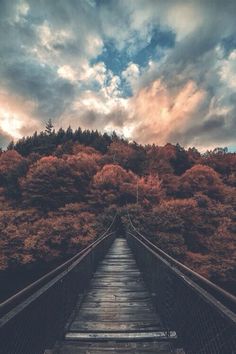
(45, 119, 54, 135)
(7, 141, 15, 150)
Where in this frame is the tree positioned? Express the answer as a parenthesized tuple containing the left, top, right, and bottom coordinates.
(179, 164, 225, 200)
(105, 141, 142, 173)
(90, 164, 137, 207)
(202, 150, 236, 185)
(72, 143, 101, 158)
(135, 175, 163, 206)
(20, 157, 80, 210)
(145, 144, 174, 176)
(0, 205, 99, 270)
(54, 141, 74, 156)
(23, 210, 98, 263)
(0, 150, 28, 198)
(123, 203, 187, 258)
(7, 141, 14, 150)
(187, 147, 201, 164)
(65, 152, 100, 194)
(0, 207, 42, 270)
(170, 143, 193, 175)
(20, 152, 101, 210)
(45, 119, 54, 135)
(186, 211, 236, 290)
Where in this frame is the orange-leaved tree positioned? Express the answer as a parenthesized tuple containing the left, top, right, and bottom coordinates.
(104, 141, 144, 173)
(0, 206, 98, 270)
(90, 164, 137, 207)
(0, 150, 27, 198)
(179, 164, 225, 200)
(20, 156, 79, 210)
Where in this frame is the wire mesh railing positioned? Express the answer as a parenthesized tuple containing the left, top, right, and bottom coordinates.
(0, 215, 117, 354)
(126, 215, 236, 354)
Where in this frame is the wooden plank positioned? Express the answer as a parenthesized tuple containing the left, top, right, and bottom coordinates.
(90, 287, 145, 292)
(86, 290, 150, 296)
(69, 321, 162, 332)
(78, 308, 154, 316)
(90, 281, 144, 286)
(83, 298, 153, 304)
(55, 340, 174, 354)
(77, 312, 159, 322)
(88, 283, 149, 290)
(65, 331, 177, 341)
(79, 301, 154, 308)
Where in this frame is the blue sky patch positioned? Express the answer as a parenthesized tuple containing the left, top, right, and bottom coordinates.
(133, 27, 175, 67)
(221, 35, 236, 56)
(92, 27, 175, 76)
(91, 41, 129, 76)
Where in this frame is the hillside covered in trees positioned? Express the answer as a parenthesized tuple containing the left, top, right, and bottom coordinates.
(0, 123, 235, 299)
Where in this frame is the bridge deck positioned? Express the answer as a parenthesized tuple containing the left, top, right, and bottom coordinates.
(54, 238, 174, 353)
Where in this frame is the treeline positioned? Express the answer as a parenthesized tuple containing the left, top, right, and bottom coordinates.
(9, 123, 114, 156)
(0, 123, 235, 298)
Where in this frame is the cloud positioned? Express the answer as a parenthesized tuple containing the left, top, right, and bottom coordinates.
(123, 0, 236, 149)
(166, 2, 203, 40)
(220, 50, 236, 89)
(0, 0, 236, 150)
(60, 81, 128, 134)
(0, 90, 40, 141)
(2, 59, 76, 119)
(128, 79, 207, 146)
(57, 65, 77, 82)
(122, 62, 140, 93)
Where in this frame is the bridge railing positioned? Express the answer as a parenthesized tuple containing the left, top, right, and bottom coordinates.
(126, 215, 236, 354)
(0, 215, 117, 354)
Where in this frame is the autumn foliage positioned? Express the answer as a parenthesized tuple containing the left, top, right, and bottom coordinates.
(0, 127, 235, 299)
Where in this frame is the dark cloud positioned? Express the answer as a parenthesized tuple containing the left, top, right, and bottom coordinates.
(166, 110, 236, 149)
(64, 106, 128, 133)
(202, 117, 226, 131)
(3, 60, 75, 118)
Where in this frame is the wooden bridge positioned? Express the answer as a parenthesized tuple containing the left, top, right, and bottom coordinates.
(0, 215, 236, 353)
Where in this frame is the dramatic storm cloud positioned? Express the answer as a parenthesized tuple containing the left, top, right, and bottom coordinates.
(0, 0, 236, 150)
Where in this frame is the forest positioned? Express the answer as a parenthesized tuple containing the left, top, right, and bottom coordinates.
(0, 122, 235, 300)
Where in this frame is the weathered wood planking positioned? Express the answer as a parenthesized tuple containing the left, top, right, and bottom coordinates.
(54, 340, 173, 353)
(67, 238, 162, 333)
(54, 238, 175, 353)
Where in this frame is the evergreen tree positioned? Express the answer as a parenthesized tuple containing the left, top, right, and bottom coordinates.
(7, 141, 15, 150)
(45, 119, 54, 135)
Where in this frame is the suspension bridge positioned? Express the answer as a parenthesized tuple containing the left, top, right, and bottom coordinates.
(0, 215, 235, 353)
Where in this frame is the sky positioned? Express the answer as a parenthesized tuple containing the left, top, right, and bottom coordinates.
(0, 0, 236, 150)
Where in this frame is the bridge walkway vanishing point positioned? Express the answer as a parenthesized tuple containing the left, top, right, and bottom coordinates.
(53, 238, 175, 353)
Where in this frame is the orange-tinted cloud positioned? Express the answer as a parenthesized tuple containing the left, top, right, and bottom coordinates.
(0, 90, 41, 141)
(129, 79, 207, 145)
